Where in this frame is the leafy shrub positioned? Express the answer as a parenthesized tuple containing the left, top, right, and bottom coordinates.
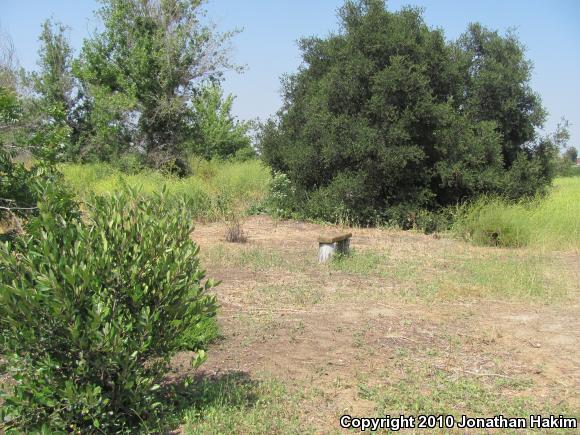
(266, 171, 298, 219)
(179, 315, 220, 352)
(0, 188, 218, 432)
(112, 152, 145, 174)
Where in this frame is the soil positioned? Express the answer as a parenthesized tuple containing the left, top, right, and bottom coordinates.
(174, 216, 579, 431)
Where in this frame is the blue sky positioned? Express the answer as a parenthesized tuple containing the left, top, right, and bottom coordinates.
(2, 0, 579, 147)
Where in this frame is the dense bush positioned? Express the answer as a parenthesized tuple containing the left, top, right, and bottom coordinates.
(260, 0, 557, 225)
(0, 188, 218, 432)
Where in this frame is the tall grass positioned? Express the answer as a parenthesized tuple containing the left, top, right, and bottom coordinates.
(454, 176, 580, 251)
(58, 158, 272, 221)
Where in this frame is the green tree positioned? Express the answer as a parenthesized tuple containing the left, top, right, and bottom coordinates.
(455, 23, 546, 168)
(6, 20, 77, 162)
(188, 83, 254, 159)
(563, 147, 577, 163)
(260, 0, 554, 224)
(0, 26, 19, 91)
(77, 0, 239, 166)
(29, 20, 82, 160)
(31, 20, 76, 117)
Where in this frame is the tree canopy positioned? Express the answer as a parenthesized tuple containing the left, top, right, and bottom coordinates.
(74, 0, 241, 165)
(563, 147, 577, 163)
(187, 83, 254, 160)
(260, 0, 555, 224)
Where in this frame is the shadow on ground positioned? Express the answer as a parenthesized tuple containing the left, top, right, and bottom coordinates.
(160, 370, 259, 434)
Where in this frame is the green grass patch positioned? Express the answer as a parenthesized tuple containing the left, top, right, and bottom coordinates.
(330, 250, 386, 275)
(454, 176, 580, 251)
(58, 159, 272, 221)
(363, 368, 577, 434)
(182, 374, 307, 434)
(451, 252, 566, 300)
(327, 247, 572, 302)
(407, 251, 571, 302)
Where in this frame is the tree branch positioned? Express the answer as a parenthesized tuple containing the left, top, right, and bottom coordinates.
(0, 205, 38, 211)
(0, 199, 38, 211)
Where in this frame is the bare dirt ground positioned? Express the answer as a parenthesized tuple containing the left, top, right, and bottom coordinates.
(177, 216, 579, 432)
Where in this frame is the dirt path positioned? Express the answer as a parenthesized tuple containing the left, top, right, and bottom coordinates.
(177, 216, 579, 432)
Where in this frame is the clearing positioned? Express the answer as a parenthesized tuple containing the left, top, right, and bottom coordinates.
(176, 216, 579, 434)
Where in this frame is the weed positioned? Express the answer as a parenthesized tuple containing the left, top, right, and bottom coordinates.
(225, 219, 247, 243)
(179, 373, 308, 434)
(454, 177, 580, 250)
(330, 249, 386, 275)
(58, 159, 272, 221)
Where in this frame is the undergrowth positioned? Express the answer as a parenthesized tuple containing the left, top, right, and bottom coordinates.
(58, 158, 271, 221)
(453, 177, 580, 250)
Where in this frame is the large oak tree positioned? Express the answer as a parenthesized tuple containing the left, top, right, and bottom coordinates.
(260, 0, 555, 224)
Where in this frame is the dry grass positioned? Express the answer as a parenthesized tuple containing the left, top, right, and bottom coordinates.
(174, 216, 580, 433)
(454, 176, 580, 251)
(196, 217, 577, 304)
(224, 219, 247, 243)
